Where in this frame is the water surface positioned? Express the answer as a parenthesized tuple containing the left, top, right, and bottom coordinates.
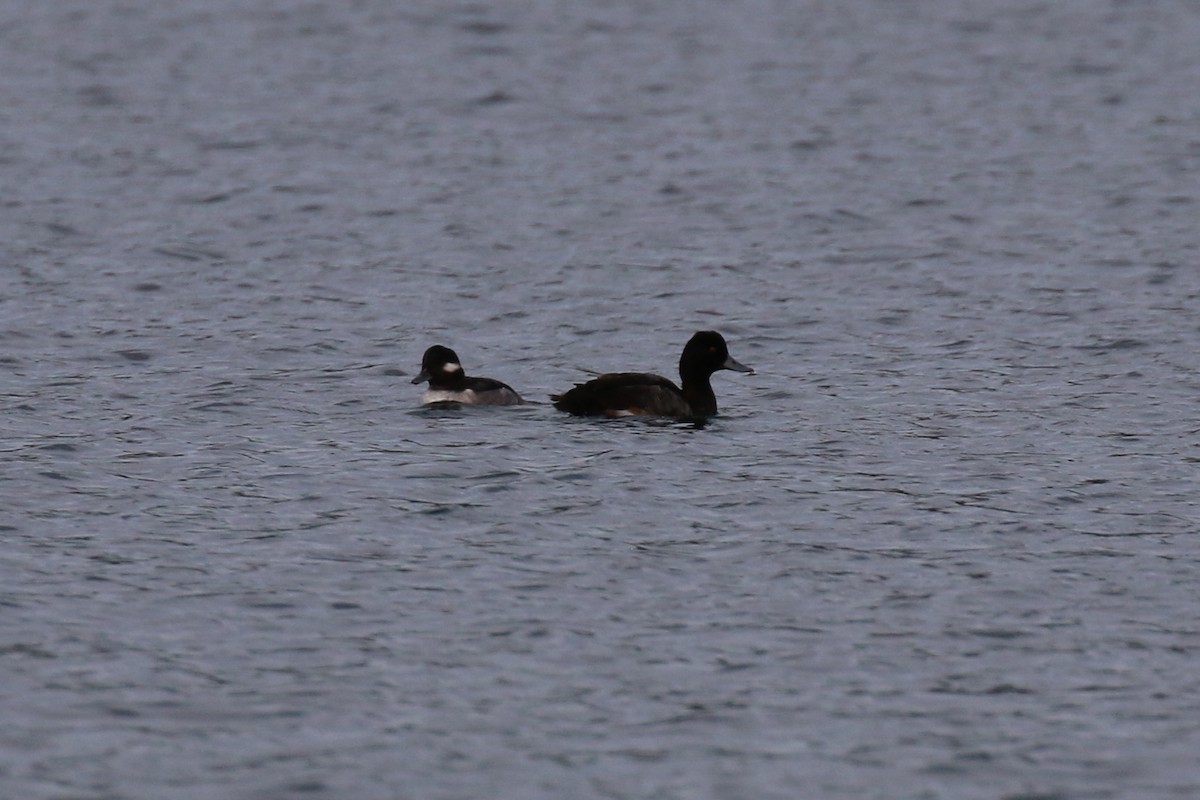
(4, 1, 1200, 798)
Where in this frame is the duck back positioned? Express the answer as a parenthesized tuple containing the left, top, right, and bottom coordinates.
(552, 372, 692, 418)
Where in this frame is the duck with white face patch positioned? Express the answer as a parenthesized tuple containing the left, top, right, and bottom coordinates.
(411, 345, 523, 406)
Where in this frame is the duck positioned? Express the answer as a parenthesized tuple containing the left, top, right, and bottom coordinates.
(411, 345, 523, 405)
(551, 331, 752, 419)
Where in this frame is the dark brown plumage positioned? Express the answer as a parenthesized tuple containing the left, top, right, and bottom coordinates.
(552, 331, 752, 419)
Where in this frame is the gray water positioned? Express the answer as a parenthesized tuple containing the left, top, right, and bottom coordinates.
(4, 1, 1200, 798)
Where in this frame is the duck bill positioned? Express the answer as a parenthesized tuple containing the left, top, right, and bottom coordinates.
(411, 368, 431, 385)
(723, 355, 754, 375)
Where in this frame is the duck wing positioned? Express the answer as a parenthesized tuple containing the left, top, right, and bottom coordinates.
(552, 372, 692, 417)
(464, 376, 523, 405)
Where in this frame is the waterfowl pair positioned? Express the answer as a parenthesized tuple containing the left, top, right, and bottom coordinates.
(413, 331, 751, 418)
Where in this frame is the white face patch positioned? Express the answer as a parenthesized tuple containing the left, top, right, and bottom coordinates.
(442, 362, 463, 374)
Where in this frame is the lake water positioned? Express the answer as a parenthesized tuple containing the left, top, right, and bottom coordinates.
(4, 1, 1200, 798)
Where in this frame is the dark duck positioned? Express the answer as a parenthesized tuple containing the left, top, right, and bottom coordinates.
(552, 331, 752, 419)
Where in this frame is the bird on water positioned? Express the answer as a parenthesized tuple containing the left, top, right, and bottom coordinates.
(551, 331, 752, 419)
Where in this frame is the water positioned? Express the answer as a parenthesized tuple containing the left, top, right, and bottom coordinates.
(4, 1, 1200, 798)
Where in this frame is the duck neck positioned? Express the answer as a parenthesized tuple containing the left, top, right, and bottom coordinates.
(680, 373, 717, 417)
